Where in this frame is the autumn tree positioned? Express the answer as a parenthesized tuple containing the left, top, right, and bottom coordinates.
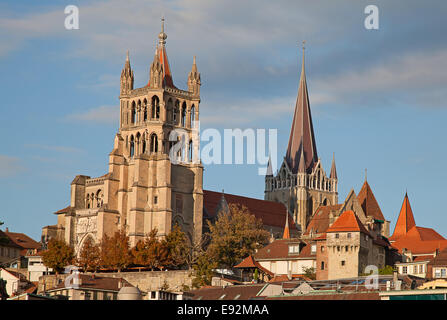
(191, 252, 218, 288)
(146, 229, 171, 270)
(165, 224, 188, 268)
(41, 238, 74, 274)
(100, 230, 132, 272)
(77, 237, 100, 272)
(206, 204, 270, 268)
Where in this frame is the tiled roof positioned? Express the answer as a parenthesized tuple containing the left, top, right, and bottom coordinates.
(0, 230, 22, 249)
(389, 193, 416, 241)
(187, 284, 266, 300)
(326, 210, 370, 235)
(4, 231, 41, 250)
(203, 190, 298, 232)
(304, 204, 342, 236)
(392, 237, 447, 255)
(49, 274, 132, 292)
(428, 246, 447, 266)
(234, 255, 257, 268)
(357, 181, 385, 220)
(264, 292, 380, 300)
(254, 239, 308, 260)
(54, 206, 70, 215)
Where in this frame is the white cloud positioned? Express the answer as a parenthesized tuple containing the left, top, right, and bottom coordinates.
(0, 155, 25, 178)
(66, 105, 119, 124)
(312, 49, 447, 108)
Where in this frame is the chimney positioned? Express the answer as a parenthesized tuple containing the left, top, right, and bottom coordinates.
(5, 227, 8, 232)
(118, 279, 123, 289)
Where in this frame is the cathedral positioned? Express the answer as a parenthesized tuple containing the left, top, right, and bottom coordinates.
(42, 22, 349, 256)
(42, 19, 204, 253)
(264, 46, 338, 232)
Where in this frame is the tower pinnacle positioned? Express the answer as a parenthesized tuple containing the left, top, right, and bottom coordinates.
(159, 17, 167, 46)
(285, 42, 318, 174)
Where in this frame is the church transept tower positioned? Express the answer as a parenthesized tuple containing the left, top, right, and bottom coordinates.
(264, 45, 338, 233)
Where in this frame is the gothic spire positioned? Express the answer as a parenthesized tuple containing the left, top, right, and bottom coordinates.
(330, 153, 337, 179)
(285, 42, 318, 174)
(266, 155, 273, 176)
(120, 50, 134, 95)
(188, 55, 201, 95)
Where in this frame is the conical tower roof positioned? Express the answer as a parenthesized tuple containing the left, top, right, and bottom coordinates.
(285, 43, 318, 174)
(389, 192, 416, 241)
(147, 18, 176, 88)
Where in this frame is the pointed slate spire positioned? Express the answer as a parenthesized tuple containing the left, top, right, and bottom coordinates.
(389, 192, 417, 241)
(285, 42, 318, 174)
(330, 153, 337, 179)
(215, 189, 230, 216)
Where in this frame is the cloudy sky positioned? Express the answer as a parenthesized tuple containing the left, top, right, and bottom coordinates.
(0, 0, 446, 240)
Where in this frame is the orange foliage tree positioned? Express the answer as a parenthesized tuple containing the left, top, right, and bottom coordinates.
(100, 230, 132, 272)
(41, 238, 74, 274)
(77, 237, 101, 272)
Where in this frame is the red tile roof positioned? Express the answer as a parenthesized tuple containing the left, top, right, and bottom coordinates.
(326, 210, 370, 235)
(428, 246, 447, 267)
(254, 239, 311, 261)
(389, 193, 416, 241)
(4, 231, 41, 250)
(203, 190, 298, 232)
(233, 255, 274, 276)
(304, 204, 342, 236)
(392, 237, 447, 255)
(357, 181, 385, 220)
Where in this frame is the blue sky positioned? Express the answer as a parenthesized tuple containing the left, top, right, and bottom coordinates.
(0, 0, 446, 241)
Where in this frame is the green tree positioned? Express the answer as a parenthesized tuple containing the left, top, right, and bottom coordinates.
(77, 237, 101, 272)
(41, 239, 74, 274)
(206, 204, 270, 268)
(100, 230, 132, 272)
(191, 252, 217, 288)
(379, 265, 395, 275)
(302, 266, 316, 280)
(165, 224, 188, 268)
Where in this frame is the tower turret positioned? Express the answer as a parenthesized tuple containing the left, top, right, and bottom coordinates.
(120, 50, 134, 96)
(188, 56, 201, 96)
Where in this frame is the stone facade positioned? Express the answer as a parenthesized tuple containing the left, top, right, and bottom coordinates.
(43, 21, 203, 254)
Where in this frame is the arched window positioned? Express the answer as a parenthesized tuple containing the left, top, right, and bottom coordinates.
(131, 102, 136, 124)
(137, 100, 141, 123)
(136, 132, 141, 156)
(152, 96, 160, 119)
(86, 194, 90, 209)
(143, 99, 148, 121)
(174, 100, 179, 124)
(190, 105, 196, 128)
(130, 135, 135, 158)
(181, 102, 186, 127)
(150, 134, 158, 153)
(166, 99, 173, 123)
